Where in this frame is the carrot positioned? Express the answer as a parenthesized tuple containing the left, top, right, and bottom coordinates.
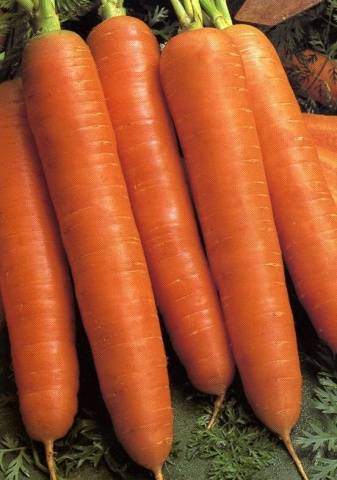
(316, 147, 337, 204)
(282, 49, 337, 107)
(227, 25, 337, 350)
(303, 112, 337, 150)
(87, 12, 234, 418)
(21, 3, 172, 477)
(0, 78, 79, 479)
(160, 25, 304, 477)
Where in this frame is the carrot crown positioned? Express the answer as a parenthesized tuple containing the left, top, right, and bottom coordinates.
(170, 0, 203, 30)
(200, 0, 232, 29)
(17, 0, 60, 34)
(170, 0, 232, 30)
(100, 0, 126, 20)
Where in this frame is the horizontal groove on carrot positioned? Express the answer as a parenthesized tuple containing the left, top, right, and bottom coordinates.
(0, 79, 79, 451)
(87, 15, 234, 398)
(160, 27, 302, 438)
(304, 112, 337, 150)
(227, 24, 337, 352)
(21, 29, 173, 474)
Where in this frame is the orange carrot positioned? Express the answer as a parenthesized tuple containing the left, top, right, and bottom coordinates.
(0, 78, 79, 479)
(317, 147, 337, 204)
(160, 27, 304, 474)
(283, 49, 337, 107)
(21, 6, 172, 478)
(227, 25, 337, 352)
(303, 112, 337, 150)
(87, 14, 234, 414)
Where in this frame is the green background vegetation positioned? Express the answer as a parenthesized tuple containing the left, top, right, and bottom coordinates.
(0, 1, 337, 479)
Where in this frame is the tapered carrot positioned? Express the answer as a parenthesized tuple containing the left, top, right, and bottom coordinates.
(0, 78, 79, 479)
(317, 147, 337, 204)
(227, 25, 337, 354)
(87, 12, 234, 414)
(21, 2, 172, 477)
(303, 112, 337, 150)
(160, 25, 304, 476)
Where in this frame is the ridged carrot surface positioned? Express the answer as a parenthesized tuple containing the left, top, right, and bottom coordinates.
(87, 16, 234, 399)
(227, 25, 337, 351)
(22, 31, 172, 477)
(317, 147, 337, 204)
(0, 79, 79, 448)
(160, 28, 302, 439)
(303, 112, 337, 150)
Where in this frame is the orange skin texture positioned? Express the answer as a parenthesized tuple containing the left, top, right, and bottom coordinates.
(160, 28, 302, 437)
(22, 31, 172, 473)
(228, 25, 337, 351)
(0, 79, 79, 443)
(301, 113, 337, 201)
(87, 16, 234, 396)
(316, 147, 337, 204)
(303, 112, 337, 151)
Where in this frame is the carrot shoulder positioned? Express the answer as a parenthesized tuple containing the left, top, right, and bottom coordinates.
(22, 28, 172, 477)
(227, 25, 337, 351)
(0, 79, 79, 475)
(87, 15, 234, 401)
(160, 27, 302, 440)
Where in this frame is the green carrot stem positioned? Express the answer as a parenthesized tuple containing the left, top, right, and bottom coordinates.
(16, 0, 34, 14)
(170, 0, 192, 29)
(202, 10, 213, 26)
(182, 0, 194, 21)
(190, 0, 203, 29)
(199, 0, 228, 29)
(214, 0, 232, 26)
(100, 0, 125, 19)
(170, 0, 204, 30)
(35, 0, 60, 33)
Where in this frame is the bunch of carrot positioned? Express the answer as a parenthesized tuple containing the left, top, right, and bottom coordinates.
(0, 0, 336, 479)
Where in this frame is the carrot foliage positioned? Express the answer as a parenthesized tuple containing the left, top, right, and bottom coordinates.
(0, 0, 96, 80)
(0, 393, 131, 480)
(264, 0, 337, 112)
(0, 434, 35, 480)
(296, 345, 337, 480)
(186, 393, 277, 480)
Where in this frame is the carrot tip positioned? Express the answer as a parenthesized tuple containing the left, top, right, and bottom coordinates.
(207, 392, 225, 430)
(282, 433, 309, 480)
(153, 466, 164, 480)
(44, 440, 58, 480)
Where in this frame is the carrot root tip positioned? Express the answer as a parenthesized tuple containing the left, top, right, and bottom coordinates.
(44, 440, 57, 480)
(207, 392, 225, 430)
(153, 466, 164, 480)
(282, 433, 309, 480)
